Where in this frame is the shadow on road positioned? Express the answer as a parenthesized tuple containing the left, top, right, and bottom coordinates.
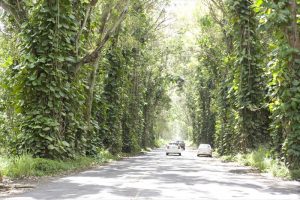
(5, 150, 300, 200)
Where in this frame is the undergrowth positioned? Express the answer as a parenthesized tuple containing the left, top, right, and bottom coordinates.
(0, 149, 119, 179)
(220, 147, 300, 180)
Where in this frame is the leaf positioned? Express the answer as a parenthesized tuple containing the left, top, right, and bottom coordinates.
(43, 127, 51, 131)
(57, 56, 65, 62)
(48, 101, 53, 108)
(62, 141, 70, 147)
(45, 136, 53, 142)
(292, 80, 300, 86)
(65, 57, 76, 63)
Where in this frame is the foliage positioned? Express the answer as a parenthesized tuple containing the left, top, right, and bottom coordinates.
(256, 0, 300, 169)
(183, 0, 299, 173)
(16, 0, 85, 158)
(228, 0, 269, 151)
(0, 0, 171, 159)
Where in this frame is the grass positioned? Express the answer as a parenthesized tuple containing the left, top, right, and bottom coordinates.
(219, 147, 300, 180)
(0, 149, 119, 179)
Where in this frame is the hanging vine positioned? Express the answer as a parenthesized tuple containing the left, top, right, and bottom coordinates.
(16, 0, 85, 158)
(256, 0, 300, 168)
(228, 0, 269, 151)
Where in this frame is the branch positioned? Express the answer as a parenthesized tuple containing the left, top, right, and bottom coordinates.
(75, 1, 95, 55)
(0, 0, 21, 27)
(210, 0, 227, 16)
(148, 8, 166, 30)
(73, 0, 130, 75)
(152, 17, 168, 31)
(207, 3, 224, 28)
(142, 2, 169, 37)
(98, 3, 113, 39)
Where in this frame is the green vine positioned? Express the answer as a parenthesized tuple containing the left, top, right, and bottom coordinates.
(228, 0, 269, 151)
(17, 0, 85, 158)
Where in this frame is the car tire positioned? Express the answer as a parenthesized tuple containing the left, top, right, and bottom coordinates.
(166, 153, 169, 156)
(178, 153, 181, 156)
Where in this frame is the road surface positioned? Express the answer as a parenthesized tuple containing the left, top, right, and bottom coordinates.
(2, 149, 300, 200)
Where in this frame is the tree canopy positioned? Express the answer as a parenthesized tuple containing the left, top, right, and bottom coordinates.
(0, 0, 299, 172)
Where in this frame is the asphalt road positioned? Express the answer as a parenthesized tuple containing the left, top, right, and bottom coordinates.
(3, 149, 300, 200)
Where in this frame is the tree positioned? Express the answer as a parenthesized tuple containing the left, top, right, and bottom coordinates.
(228, 0, 268, 151)
(256, 0, 300, 168)
(0, 0, 169, 158)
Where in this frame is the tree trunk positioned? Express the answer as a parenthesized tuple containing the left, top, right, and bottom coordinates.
(286, 0, 300, 50)
(85, 57, 101, 125)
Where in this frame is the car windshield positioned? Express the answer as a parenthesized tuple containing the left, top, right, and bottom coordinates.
(198, 144, 211, 149)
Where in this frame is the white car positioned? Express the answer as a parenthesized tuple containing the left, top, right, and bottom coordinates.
(166, 142, 182, 156)
(197, 144, 212, 157)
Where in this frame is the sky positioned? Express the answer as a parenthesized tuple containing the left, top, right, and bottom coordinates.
(165, 0, 199, 24)
(167, 0, 198, 14)
(163, 0, 200, 40)
(163, 0, 201, 140)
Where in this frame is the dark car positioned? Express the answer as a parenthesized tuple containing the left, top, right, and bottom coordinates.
(175, 140, 185, 150)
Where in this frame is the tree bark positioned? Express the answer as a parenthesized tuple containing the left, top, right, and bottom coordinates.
(85, 56, 101, 125)
(286, 0, 300, 50)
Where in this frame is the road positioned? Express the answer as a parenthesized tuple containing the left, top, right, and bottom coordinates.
(3, 149, 300, 200)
